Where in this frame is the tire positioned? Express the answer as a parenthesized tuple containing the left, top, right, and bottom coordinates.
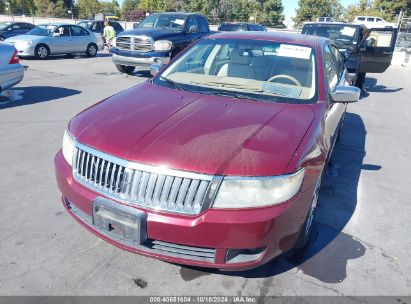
(86, 43, 98, 57)
(35, 44, 49, 60)
(293, 178, 321, 250)
(115, 64, 135, 74)
(355, 72, 366, 89)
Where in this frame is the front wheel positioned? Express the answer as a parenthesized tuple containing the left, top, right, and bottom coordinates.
(35, 45, 49, 60)
(115, 64, 135, 74)
(293, 178, 321, 250)
(86, 43, 98, 57)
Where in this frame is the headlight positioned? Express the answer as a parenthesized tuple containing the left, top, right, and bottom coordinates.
(153, 40, 172, 51)
(62, 130, 76, 166)
(213, 168, 305, 209)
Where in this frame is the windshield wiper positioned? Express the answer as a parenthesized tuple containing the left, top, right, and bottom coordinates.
(160, 76, 191, 92)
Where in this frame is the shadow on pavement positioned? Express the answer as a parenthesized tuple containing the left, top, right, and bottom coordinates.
(179, 113, 370, 284)
(361, 77, 403, 98)
(0, 86, 81, 109)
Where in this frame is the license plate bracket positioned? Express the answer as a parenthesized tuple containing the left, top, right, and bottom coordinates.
(92, 197, 147, 244)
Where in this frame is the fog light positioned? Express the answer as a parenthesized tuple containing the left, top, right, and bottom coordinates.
(226, 246, 266, 264)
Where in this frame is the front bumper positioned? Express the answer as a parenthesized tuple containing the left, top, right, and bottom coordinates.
(110, 48, 170, 69)
(13, 43, 36, 57)
(55, 151, 315, 270)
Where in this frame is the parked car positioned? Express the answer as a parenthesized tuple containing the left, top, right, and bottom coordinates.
(218, 22, 267, 32)
(0, 42, 25, 92)
(316, 17, 335, 23)
(4, 23, 104, 59)
(0, 22, 35, 41)
(353, 16, 397, 28)
(110, 12, 212, 74)
(302, 22, 398, 88)
(77, 20, 124, 37)
(55, 31, 361, 270)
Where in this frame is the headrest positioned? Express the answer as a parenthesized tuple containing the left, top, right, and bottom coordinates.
(230, 49, 251, 65)
(251, 56, 269, 68)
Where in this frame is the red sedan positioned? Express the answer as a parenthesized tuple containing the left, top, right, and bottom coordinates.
(54, 32, 360, 270)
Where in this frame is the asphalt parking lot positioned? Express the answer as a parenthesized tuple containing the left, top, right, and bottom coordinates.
(1, 51, 411, 296)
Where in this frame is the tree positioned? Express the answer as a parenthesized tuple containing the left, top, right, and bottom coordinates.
(78, 0, 101, 18)
(344, 0, 384, 22)
(8, 0, 36, 15)
(260, 0, 284, 26)
(100, 0, 121, 16)
(294, 0, 342, 25)
(373, 0, 408, 21)
(121, 0, 138, 19)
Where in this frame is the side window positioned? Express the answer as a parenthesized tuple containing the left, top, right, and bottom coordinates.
(110, 22, 123, 32)
(331, 45, 344, 79)
(54, 25, 70, 37)
(186, 16, 199, 33)
(376, 18, 383, 22)
(198, 17, 209, 33)
(71, 25, 89, 36)
(91, 22, 102, 33)
(367, 17, 375, 22)
(324, 45, 338, 91)
(12, 24, 23, 30)
(27, 23, 35, 30)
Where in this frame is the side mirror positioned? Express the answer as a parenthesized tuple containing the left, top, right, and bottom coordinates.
(150, 63, 164, 77)
(331, 86, 360, 103)
(188, 25, 198, 33)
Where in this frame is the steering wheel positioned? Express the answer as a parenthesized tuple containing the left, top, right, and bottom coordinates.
(267, 74, 302, 87)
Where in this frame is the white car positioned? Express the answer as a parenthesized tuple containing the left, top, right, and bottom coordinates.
(4, 23, 104, 59)
(0, 42, 24, 92)
(316, 17, 335, 23)
(353, 16, 397, 28)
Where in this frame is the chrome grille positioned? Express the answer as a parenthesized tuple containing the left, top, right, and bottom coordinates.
(73, 144, 221, 215)
(116, 36, 153, 52)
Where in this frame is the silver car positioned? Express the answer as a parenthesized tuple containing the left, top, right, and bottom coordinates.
(4, 23, 104, 59)
(0, 42, 24, 92)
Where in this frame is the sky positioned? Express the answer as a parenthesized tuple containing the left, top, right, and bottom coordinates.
(115, 0, 360, 20)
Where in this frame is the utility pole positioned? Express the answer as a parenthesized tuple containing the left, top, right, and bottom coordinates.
(397, 10, 403, 29)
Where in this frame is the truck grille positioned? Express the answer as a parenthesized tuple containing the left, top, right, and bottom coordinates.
(116, 36, 153, 52)
(73, 144, 221, 215)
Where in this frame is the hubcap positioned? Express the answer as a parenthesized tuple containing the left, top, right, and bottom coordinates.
(38, 47, 47, 58)
(89, 45, 96, 55)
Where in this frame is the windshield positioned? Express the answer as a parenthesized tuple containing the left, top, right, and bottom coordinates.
(77, 21, 91, 29)
(0, 22, 11, 30)
(218, 23, 245, 31)
(157, 39, 316, 103)
(303, 24, 360, 47)
(138, 14, 186, 31)
(27, 25, 57, 36)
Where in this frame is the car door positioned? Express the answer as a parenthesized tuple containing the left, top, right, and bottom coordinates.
(185, 16, 203, 45)
(6, 23, 25, 38)
(70, 25, 91, 52)
(323, 44, 348, 151)
(358, 28, 398, 73)
(50, 25, 73, 54)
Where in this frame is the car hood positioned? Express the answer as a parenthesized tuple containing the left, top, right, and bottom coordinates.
(4, 35, 44, 43)
(119, 27, 180, 40)
(69, 82, 315, 176)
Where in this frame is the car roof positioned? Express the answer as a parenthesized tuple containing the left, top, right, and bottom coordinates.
(304, 22, 363, 28)
(208, 31, 326, 48)
(151, 12, 196, 16)
(39, 23, 76, 26)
